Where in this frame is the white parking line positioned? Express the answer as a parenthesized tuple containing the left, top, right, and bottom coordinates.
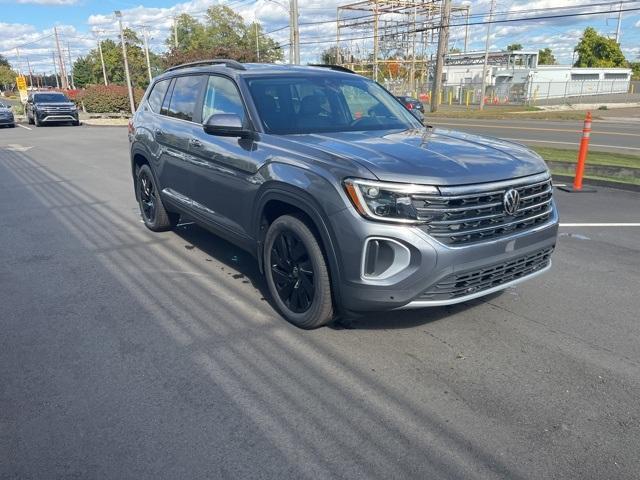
(16, 124, 32, 131)
(560, 223, 640, 227)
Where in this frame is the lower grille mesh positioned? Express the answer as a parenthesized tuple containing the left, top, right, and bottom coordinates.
(419, 247, 553, 301)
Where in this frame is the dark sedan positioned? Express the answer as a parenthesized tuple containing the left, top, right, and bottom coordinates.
(396, 95, 425, 122)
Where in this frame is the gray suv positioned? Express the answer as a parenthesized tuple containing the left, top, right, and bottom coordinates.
(129, 60, 558, 328)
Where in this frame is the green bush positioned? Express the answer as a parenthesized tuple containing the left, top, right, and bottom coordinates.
(78, 85, 144, 113)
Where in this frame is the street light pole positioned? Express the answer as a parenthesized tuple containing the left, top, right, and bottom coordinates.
(115, 11, 136, 114)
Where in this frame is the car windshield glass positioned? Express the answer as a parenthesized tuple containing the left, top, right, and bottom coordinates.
(35, 94, 68, 103)
(246, 75, 421, 134)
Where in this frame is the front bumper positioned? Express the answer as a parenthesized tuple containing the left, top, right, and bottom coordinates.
(35, 111, 78, 123)
(329, 201, 559, 312)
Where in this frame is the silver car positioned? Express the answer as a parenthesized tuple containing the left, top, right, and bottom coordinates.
(0, 102, 15, 128)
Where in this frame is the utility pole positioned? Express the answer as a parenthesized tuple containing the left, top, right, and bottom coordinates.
(410, 4, 417, 95)
(479, 0, 496, 111)
(96, 35, 108, 85)
(173, 16, 179, 49)
(372, 0, 379, 81)
(615, 1, 623, 43)
(142, 27, 153, 82)
(54, 27, 68, 89)
(26, 57, 34, 88)
(290, 0, 300, 64)
(67, 43, 75, 89)
(52, 51, 60, 89)
(430, 0, 451, 112)
(255, 20, 260, 62)
(336, 7, 341, 65)
(464, 6, 470, 53)
(15, 48, 22, 75)
(115, 11, 136, 114)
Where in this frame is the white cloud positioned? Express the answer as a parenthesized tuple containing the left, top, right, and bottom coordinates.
(16, 0, 78, 4)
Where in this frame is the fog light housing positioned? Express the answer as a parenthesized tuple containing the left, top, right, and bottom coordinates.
(361, 237, 411, 280)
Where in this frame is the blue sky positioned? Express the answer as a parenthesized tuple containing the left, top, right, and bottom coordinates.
(1, 0, 639, 73)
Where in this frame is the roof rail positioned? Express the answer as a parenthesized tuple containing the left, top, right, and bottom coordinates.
(165, 59, 246, 72)
(307, 64, 356, 74)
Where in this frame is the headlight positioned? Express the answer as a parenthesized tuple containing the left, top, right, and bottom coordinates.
(70, 105, 77, 111)
(343, 178, 438, 224)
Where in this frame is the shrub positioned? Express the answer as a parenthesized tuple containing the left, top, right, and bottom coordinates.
(78, 85, 144, 113)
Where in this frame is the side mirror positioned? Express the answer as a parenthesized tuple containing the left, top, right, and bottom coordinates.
(203, 114, 252, 138)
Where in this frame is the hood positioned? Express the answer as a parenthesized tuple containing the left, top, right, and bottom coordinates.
(281, 127, 548, 186)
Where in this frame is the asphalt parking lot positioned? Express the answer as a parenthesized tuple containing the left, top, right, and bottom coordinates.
(1, 125, 639, 479)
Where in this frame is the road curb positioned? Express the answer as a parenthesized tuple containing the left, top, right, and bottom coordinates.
(552, 174, 640, 193)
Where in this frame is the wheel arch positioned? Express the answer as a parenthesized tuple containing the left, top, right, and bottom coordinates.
(254, 185, 344, 310)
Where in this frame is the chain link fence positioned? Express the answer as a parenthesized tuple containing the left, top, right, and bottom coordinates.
(386, 79, 640, 107)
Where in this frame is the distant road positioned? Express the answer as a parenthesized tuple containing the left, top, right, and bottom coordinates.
(428, 117, 640, 155)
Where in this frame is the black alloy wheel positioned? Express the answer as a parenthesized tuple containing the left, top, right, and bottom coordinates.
(136, 164, 179, 232)
(139, 170, 156, 223)
(264, 215, 334, 329)
(270, 230, 315, 313)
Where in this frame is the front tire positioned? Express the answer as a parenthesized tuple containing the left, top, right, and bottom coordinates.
(264, 215, 334, 329)
(34, 115, 41, 127)
(136, 164, 179, 231)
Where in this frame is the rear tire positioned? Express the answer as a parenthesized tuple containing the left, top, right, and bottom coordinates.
(264, 215, 334, 329)
(136, 164, 179, 231)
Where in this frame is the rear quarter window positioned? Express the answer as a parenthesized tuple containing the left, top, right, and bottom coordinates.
(147, 79, 170, 113)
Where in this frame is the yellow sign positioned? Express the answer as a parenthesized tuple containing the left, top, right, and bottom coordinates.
(16, 75, 28, 104)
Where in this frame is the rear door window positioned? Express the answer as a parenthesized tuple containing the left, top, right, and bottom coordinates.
(147, 79, 170, 113)
(166, 75, 205, 122)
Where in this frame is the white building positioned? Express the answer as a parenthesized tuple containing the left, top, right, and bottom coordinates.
(442, 50, 632, 102)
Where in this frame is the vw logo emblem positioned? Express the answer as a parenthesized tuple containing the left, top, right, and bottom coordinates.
(503, 189, 520, 215)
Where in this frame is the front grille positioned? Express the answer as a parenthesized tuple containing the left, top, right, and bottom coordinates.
(41, 106, 73, 114)
(413, 174, 553, 245)
(419, 247, 553, 301)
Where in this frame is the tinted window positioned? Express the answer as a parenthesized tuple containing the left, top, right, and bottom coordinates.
(147, 79, 170, 113)
(167, 75, 204, 122)
(202, 76, 245, 123)
(34, 93, 68, 103)
(247, 76, 419, 134)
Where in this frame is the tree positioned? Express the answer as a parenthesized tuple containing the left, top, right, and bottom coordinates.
(573, 27, 626, 68)
(630, 62, 640, 80)
(538, 48, 556, 65)
(73, 56, 96, 87)
(164, 6, 283, 67)
(507, 43, 523, 51)
(73, 30, 160, 90)
(449, 47, 462, 54)
(0, 54, 11, 69)
(0, 65, 17, 90)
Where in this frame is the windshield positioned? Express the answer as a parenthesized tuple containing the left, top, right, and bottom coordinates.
(34, 93, 68, 103)
(246, 75, 421, 135)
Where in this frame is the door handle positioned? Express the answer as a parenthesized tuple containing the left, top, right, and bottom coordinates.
(189, 138, 203, 148)
(154, 128, 165, 136)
